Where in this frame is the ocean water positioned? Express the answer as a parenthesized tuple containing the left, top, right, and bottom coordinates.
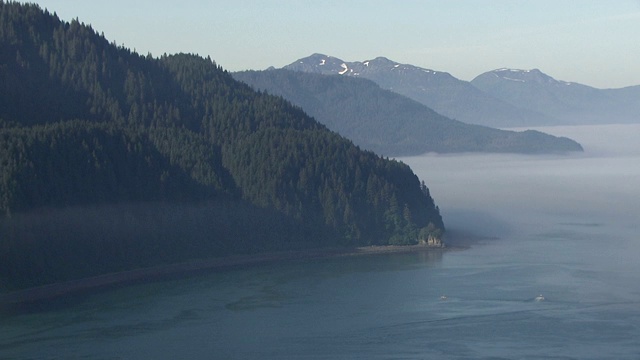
(1, 124, 639, 359)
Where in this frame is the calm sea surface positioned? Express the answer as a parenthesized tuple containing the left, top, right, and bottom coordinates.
(1, 124, 639, 359)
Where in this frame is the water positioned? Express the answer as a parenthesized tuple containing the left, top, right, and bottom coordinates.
(1, 124, 640, 359)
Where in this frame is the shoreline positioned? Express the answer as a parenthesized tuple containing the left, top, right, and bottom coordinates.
(0, 244, 462, 309)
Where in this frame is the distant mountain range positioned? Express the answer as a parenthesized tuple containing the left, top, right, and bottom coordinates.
(233, 69, 583, 156)
(471, 69, 640, 124)
(283, 54, 557, 128)
(284, 53, 639, 127)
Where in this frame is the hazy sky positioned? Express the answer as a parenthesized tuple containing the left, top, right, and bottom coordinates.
(32, 0, 640, 89)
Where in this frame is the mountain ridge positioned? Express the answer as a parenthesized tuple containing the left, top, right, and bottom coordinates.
(284, 53, 561, 128)
(472, 68, 640, 124)
(233, 68, 584, 156)
(285, 53, 639, 127)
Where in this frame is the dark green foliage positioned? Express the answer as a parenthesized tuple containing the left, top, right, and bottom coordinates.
(0, 2, 443, 290)
(233, 69, 584, 156)
(0, 121, 230, 215)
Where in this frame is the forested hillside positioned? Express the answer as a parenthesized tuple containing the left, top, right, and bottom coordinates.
(0, 2, 443, 290)
(233, 69, 584, 155)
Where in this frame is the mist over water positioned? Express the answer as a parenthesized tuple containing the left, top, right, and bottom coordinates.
(1, 124, 639, 359)
(403, 124, 640, 239)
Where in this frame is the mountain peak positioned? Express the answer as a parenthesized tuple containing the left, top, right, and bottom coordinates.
(285, 54, 452, 80)
(488, 68, 563, 85)
(470, 67, 640, 125)
(285, 54, 349, 74)
(283, 54, 563, 127)
(366, 56, 396, 65)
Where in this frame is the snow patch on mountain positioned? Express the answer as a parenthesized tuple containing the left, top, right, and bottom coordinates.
(496, 68, 530, 73)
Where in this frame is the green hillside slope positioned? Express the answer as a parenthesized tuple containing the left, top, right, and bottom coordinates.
(0, 2, 443, 290)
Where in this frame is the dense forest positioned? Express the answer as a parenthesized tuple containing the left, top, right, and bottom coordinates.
(0, 2, 443, 290)
(234, 69, 584, 156)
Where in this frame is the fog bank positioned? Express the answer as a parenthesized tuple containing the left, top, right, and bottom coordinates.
(401, 124, 640, 239)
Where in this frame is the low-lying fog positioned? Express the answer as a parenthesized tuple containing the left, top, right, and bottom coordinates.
(400, 124, 640, 241)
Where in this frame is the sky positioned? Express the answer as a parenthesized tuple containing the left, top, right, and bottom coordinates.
(31, 0, 640, 89)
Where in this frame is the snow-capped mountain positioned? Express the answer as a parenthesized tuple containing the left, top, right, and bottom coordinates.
(472, 69, 640, 124)
(486, 68, 574, 85)
(286, 53, 446, 79)
(285, 54, 559, 127)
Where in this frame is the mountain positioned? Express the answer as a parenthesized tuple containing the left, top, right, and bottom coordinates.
(471, 69, 640, 124)
(233, 69, 583, 156)
(0, 2, 443, 290)
(284, 53, 559, 127)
